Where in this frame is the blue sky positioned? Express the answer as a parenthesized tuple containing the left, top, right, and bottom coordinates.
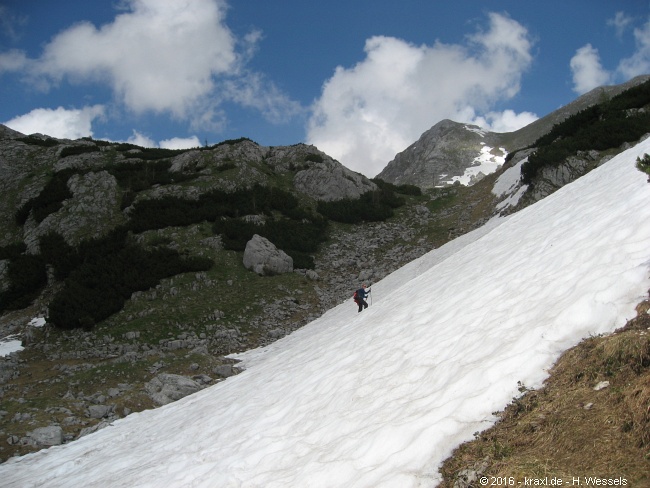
(1, 1, 649, 177)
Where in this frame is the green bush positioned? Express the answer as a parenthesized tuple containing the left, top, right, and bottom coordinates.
(15, 170, 75, 225)
(317, 188, 404, 224)
(39, 232, 79, 281)
(305, 153, 324, 164)
(46, 238, 213, 330)
(521, 80, 650, 185)
(0, 242, 27, 260)
(17, 136, 59, 147)
(372, 178, 422, 196)
(212, 216, 327, 261)
(637, 153, 650, 176)
(127, 185, 300, 233)
(59, 145, 100, 158)
(208, 137, 255, 148)
(0, 254, 47, 312)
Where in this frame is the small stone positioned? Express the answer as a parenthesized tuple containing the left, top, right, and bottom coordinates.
(593, 381, 610, 391)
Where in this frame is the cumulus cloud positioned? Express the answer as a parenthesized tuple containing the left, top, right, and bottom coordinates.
(4, 105, 105, 139)
(571, 15, 650, 96)
(473, 109, 539, 134)
(33, 0, 236, 118)
(160, 136, 201, 149)
(0, 5, 27, 43)
(0, 49, 30, 74)
(608, 11, 634, 39)
(126, 130, 157, 148)
(616, 17, 650, 79)
(306, 12, 535, 177)
(570, 44, 612, 94)
(6, 0, 300, 135)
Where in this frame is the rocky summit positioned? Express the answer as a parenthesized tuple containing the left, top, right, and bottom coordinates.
(377, 119, 508, 189)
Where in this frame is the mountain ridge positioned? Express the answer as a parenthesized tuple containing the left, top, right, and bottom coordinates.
(378, 74, 650, 189)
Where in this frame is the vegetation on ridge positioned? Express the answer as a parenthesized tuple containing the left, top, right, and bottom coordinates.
(521, 79, 650, 185)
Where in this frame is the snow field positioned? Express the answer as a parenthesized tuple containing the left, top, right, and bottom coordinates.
(1, 137, 649, 487)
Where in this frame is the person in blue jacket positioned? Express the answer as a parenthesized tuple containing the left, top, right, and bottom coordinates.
(353, 284, 371, 313)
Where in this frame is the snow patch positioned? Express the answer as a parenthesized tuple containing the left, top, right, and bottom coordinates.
(0, 336, 23, 357)
(441, 143, 507, 186)
(464, 125, 487, 137)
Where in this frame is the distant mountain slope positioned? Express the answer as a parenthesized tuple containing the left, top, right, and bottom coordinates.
(378, 75, 650, 189)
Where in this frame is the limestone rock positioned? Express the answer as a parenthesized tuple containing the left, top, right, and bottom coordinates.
(243, 234, 293, 276)
(27, 426, 63, 447)
(293, 161, 376, 201)
(144, 373, 202, 406)
(23, 170, 123, 253)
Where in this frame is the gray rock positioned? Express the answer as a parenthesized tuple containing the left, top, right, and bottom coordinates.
(23, 170, 123, 253)
(212, 364, 239, 378)
(27, 426, 63, 447)
(144, 373, 202, 406)
(294, 161, 376, 201)
(77, 421, 111, 439)
(243, 234, 293, 276)
(87, 404, 113, 419)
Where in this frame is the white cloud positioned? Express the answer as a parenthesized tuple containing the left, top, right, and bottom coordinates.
(4, 105, 105, 139)
(0, 48, 30, 74)
(571, 15, 650, 96)
(223, 72, 304, 124)
(607, 11, 634, 39)
(33, 0, 236, 118)
(126, 130, 157, 148)
(10, 0, 301, 135)
(616, 18, 650, 79)
(473, 109, 539, 134)
(306, 12, 534, 177)
(0, 5, 27, 43)
(570, 44, 612, 94)
(123, 131, 201, 149)
(160, 136, 201, 149)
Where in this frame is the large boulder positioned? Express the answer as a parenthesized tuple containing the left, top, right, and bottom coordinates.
(27, 426, 63, 447)
(144, 373, 202, 406)
(243, 234, 293, 276)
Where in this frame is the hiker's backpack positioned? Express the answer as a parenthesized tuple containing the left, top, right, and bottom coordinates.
(352, 291, 359, 302)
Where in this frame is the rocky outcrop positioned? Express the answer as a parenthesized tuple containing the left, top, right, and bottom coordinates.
(527, 152, 597, 201)
(243, 234, 293, 276)
(293, 160, 376, 201)
(23, 170, 123, 253)
(25, 426, 64, 447)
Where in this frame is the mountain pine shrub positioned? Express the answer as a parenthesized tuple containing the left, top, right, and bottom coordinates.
(521, 79, 650, 185)
(0, 254, 47, 312)
(637, 153, 650, 176)
(15, 169, 75, 225)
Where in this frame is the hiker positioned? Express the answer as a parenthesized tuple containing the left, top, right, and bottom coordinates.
(353, 284, 371, 313)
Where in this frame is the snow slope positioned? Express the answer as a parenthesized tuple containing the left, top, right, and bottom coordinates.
(1, 138, 650, 487)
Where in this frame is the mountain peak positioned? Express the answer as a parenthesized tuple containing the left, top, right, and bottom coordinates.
(377, 119, 507, 188)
